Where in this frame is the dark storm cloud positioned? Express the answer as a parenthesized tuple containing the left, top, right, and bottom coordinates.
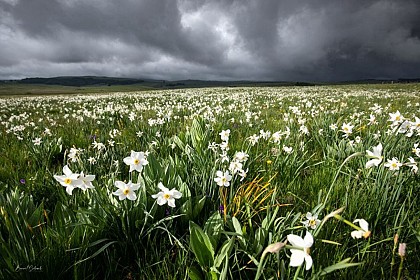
(0, 0, 419, 81)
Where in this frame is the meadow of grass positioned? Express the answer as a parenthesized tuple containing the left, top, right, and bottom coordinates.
(0, 83, 156, 97)
(0, 84, 419, 279)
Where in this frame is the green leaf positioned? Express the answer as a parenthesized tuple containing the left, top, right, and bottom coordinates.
(188, 266, 203, 280)
(204, 212, 223, 248)
(232, 217, 246, 248)
(180, 199, 193, 220)
(192, 196, 206, 218)
(190, 118, 204, 150)
(172, 135, 186, 150)
(214, 237, 235, 268)
(178, 178, 192, 198)
(26, 202, 44, 230)
(208, 271, 219, 280)
(317, 258, 363, 276)
(252, 227, 267, 254)
(73, 240, 118, 266)
(189, 221, 215, 268)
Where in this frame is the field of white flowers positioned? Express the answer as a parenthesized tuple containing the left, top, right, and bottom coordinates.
(0, 84, 419, 279)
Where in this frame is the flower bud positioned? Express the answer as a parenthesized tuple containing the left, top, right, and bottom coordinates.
(398, 243, 406, 258)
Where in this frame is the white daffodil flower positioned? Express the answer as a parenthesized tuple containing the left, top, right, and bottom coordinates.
(365, 143, 383, 168)
(151, 182, 182, 208)
(405, 157, 418, 174)
(53, 165, 82, 195)
(351, 219, 371, 239)
(214, 170, 232, 187)
(233, 151, 249, 163)
(302, 212, 321, 229)
(287, 231, 314, 270)
(388, 111, 404, 124)
(78, 171, 95, 191)
(219, 129, 230, 141)
(229, 160, 243, 174)
(113, 181, 140, 201)
(341, 122, 354, 137)
(123, 150, 149, 172)
(384, 157, 402, 171)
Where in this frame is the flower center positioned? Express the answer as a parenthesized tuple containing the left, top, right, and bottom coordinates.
(123, 188, 130, 195)
(164, 193, 171, 200)
(134, 159, 140, 165)
(363, 230, 371, 238)
(309, 219, 316, 226)
(64, 178, 72, 184)
(304, 247, 311, 255)
(391, 163, 397, 168)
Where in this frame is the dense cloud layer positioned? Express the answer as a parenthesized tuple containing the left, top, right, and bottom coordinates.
(1, 0, 419, 81)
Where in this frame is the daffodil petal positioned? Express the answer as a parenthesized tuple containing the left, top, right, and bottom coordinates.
(351, 230, 363, 239)
(287, 234, 305, 247)
(156, 196, 166, 205)
(358, 219, 369, 231)
(304, 255, 313, 270)
(289, 250, 305, 267)
(303, 231, 314, 247)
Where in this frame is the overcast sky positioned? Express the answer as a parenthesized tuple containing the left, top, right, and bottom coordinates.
(1, 0, 420, 82)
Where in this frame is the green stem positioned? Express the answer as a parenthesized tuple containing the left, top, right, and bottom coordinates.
(333, 214, 364, 231)
(292, 265, 302, 280)
(397, 257, 404, 280)
(390, 234, 398, 279)
(323, 152, 363, 204)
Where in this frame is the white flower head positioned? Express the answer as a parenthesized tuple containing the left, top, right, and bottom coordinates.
(287, 231, 314, 270)
(68, 147, 81, 162)
(384, 157, 402, 171)
(247, 134, 259, 146)
(283, 145, 293, 154)
(365, 143, 383, 168)
(32, 137, 42, 145)
(112, 181, 140, 201)
(351, 219, 371, 239)
(53, 165, 82, 195)
(234, 151, 249, 163)
(412, 143, 420, 157)
(214, 170, 232, 187)
(87, 157, 97, 165)
(238, 168, 248, 181)
(78, 171, 95, 191)
(388, 111, 404, 124)
(219, 129, 230, 141)
(341, 122, 354, 137)
(229, 160, 243, 174)
(271, 131, 281, 143)
(123, 151, 149, 172)
(405, 157, 418, 174)
(220, 141, 229, 151)
(302, 212, 321, 229)
(151, 182, 182, 208)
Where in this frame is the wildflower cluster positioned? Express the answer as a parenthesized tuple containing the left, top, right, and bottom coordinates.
(213, 129, 249, 187)
(365, 143, 418, 173)
(53, 165, 95, 195)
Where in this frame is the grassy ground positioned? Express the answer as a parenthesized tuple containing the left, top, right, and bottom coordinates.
(0, 83, 156, 96)
(0, 84, 419, 279)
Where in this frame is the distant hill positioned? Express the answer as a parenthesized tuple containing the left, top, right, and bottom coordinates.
(1, 76, 419, 89)
(1, 76, 312, 88)
(18, 76, 149, 86)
